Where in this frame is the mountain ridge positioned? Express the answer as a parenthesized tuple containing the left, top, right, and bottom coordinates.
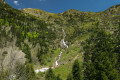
(20, 4, 120, 15)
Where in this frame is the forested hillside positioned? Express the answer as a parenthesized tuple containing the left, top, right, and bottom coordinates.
(0, 1, 120, 80)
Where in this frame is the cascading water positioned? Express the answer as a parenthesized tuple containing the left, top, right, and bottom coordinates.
(62, 29, 68, 48)
(35, 29, 68, 73)
(55, 29, 68, 67)
(62, 39, 68, 48)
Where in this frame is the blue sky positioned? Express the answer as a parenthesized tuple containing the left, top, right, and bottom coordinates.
(6, 0, 120, 13)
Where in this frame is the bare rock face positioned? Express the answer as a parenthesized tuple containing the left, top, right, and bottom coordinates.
(0, 45, 26, 71)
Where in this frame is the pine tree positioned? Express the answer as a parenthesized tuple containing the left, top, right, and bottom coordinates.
(24, 63, 36, 80)
(56, 74, 62, 80)
(115, 22, 120, 75)
(45, 68, 56, 80)
(72, 60, 81, 80)
(67, 73, 73, 80)
(84, 30, 119, 80)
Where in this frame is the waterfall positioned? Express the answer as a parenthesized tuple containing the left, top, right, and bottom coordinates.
(62, 29, 68, 48)
(62, 39, 68, 48)
(55, 29, 68, 67)
(35, 29, 68, 73)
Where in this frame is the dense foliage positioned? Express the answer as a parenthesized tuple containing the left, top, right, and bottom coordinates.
(0, 2, 57, 64)
(45, 68, 56, 80)
(72, 60, 81, 80)
(83, 29, 120, 80)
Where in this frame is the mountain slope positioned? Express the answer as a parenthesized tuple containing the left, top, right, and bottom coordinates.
(0, 1, 58, 69)
(21, 5, 120, 80)
(0, 1, 120, 80)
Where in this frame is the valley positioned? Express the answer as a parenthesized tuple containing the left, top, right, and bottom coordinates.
(0, 1, 120, 80)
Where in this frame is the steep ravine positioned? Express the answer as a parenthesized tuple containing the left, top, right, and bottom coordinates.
(35, 29, 68, 73)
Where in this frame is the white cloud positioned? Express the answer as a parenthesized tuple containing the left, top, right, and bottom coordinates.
(13, 1, 19, 5)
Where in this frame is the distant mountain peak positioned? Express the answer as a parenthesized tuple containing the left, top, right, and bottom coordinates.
(103, 4, 120, 16)
(110, 4, 120, 8)
(64, 9, 81, 13)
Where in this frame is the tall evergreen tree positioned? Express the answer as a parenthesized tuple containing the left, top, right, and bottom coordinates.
(114, 23, 120, 75)
(45, 68, 56, 80)
(72, 59, 81, 80)
(24, 63, 36, 80)
(67, 73, 73, 80)
(84, 30, 119, 80)
(56, 74, 62, 80)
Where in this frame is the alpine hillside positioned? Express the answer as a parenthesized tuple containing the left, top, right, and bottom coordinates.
(0, 1, 120, 80)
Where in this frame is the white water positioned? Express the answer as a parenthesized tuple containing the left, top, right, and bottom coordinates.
(62, 39, 68, 48)
(55, 60, 58, 66)
(35, 29, 68, 73)
(35, 68, 49, 73)
(62, 29, 68, 48)
(55, 52, 62, 67)
(55, 29, 68, 67)
(35, 67, 54, 73)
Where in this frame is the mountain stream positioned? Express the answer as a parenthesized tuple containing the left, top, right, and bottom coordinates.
(35, 29, 68, 73)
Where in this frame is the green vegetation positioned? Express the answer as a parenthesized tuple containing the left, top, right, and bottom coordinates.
(45, 68, 56, 80)
(0, 1, 120, 80)
(83, 29, 120, 80)
(67, 73, 73, 80)
(72, 60, 82, 80)
(24, 63, 36, 80)
(66, 60, 82, 80)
